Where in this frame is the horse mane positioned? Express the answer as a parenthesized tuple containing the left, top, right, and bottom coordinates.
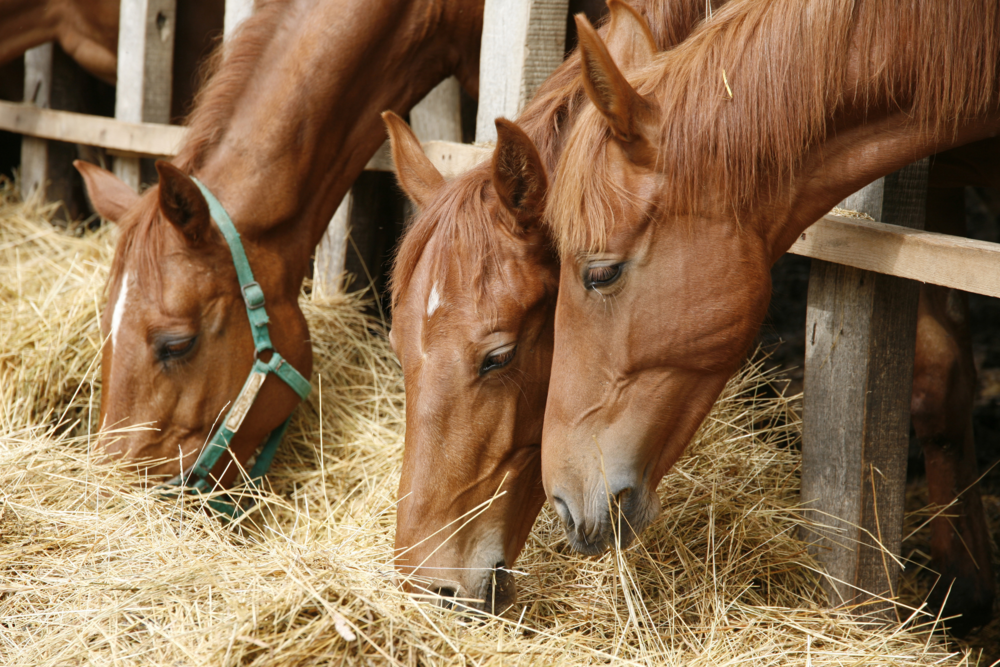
(390, 170, 509, 314)
(549, 0, 1000, 255)
(390, 53, 584, 311)
(390, 0, 717, 308)
(175, 0, 292, 171)
(107, 0, 295, 296)
(107, 191, 167, 303)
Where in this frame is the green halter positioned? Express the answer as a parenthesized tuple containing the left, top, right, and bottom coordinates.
(161, 178, 311, 518)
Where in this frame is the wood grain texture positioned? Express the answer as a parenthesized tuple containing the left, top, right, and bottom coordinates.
(313, 193, 352, 300)
(789, 215, 1000, 298)
(20, 45, 55, 202)
(410, 77, 463, 144)
(20, 44, 94, 218)
(475, 0, 569, 142)
(1, 101, 185, 157)
(0, 106, 491, 176)
(224, 0, 254, 37)
(114, 0, 177, 189)
(801, 159, 929, 619)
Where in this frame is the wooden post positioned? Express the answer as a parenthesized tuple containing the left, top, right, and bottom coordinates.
(410, 77, 464, 144)
(312, 78, 462, 299)
(800, 159, 930, 620)
(113, 0, 177, 191)
(224, 0, 254, 39)
(21, 45, 57, 202)
(475, 0, 569, 142)
(20, 44, 93, 218)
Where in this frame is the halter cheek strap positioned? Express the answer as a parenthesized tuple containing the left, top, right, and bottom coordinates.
(161, 178, 311, 518)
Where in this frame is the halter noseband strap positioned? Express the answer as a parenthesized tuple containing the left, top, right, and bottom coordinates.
(162, 178, 311, 517)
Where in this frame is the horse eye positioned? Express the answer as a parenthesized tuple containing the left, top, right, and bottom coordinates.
(157, 336, 197, 362)
(480, 344, 517, 375)
(584, 263, 623, 290)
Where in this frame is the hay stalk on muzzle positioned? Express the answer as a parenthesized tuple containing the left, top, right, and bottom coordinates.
(0, 178, 976, 665)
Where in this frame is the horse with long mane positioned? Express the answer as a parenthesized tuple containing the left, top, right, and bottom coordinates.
(73, 0, 484, 487)
(541, 0, 999, 628)
(385, 0, 716, 613)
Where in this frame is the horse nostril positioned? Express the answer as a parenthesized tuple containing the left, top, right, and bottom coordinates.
(615, 487, 633, 507)
(484, 562, 517, 614)
(433, 586, 458, 610)
(552, 496, 575, 531)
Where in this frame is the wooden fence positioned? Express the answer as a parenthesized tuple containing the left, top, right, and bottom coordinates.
(2, 0, 997, 619)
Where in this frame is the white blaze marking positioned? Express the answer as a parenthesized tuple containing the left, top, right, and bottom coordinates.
(427, 282, 442, 318)
(111, 271, 131, 349)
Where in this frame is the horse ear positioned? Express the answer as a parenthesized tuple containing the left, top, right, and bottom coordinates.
(155, 161, 212, 244)
(603, 0, 657, 70)
(382, 110, 445, 209)
(575, 14, 656, 162)
(492, 118, 547, 233)
(73, 160, 139, 223)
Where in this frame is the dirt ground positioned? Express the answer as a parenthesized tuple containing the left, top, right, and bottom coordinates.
(761, 186, 1000, 665)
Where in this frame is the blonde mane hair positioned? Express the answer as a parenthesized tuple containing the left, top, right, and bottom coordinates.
(549, 0, 1000, 255)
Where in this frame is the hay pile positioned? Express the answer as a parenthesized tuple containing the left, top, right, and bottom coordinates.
(0, 178, 977, 665)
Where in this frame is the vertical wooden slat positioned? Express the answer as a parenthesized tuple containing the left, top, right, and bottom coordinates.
(475, 0, 569, 142)
(800, 158, 930, 619)
(410, 77, 464, 143)
(114, 0, 177, 190)
(312, 78, 462, 299)
(224, 0, 255, 38)
(313, 196, 353, 299)
(20, 45, 55, 202)
(21, 44, 91, 218)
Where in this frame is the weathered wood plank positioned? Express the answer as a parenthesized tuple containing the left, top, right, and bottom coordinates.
(789, 214, 1000, 299)
(314, 75, 467, 299)
(0, 103, 491, 175)
(313, 194, 352, 299)
(20, 44, 94, 219)
(20, 45, 56, 202)
(365, 139, 488, 178)
(409, 76, 463, 143)
(800, 159, 929, 620)
(114, 0, 177, 190)
(224, 0, 254, 37)
(1, 101, 186, 157)
(475, 0, 569, 142)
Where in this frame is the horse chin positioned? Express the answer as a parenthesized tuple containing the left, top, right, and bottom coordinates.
(402, 536, 518, 616)
(434, 562, 518, 617)
(559, 485, 662, 557)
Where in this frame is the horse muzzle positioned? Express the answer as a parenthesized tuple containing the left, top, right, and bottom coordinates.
(417, 561, 517, 616)
(550, 480, 662, 556)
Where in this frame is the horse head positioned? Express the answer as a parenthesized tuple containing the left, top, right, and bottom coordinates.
(77, 160, 313, 486)
(541, 15, 771, 555)
(385, 112, 558, 613)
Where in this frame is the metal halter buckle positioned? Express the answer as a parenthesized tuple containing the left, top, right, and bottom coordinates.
(242, 281, 266, 310)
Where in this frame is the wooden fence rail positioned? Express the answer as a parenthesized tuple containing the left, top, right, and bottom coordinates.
(3, 94, 997, 298)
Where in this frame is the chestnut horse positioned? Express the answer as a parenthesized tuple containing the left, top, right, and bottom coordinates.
(542, 0, 998, 626)
(0, 0, 223, 121)
(385, 0, 715, 613)
(73, 0, 484, 488)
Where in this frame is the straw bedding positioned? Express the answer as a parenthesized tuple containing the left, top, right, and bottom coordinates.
(0, 178, 978, 665)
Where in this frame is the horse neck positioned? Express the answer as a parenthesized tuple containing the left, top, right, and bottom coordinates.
(180, 0, 482, 283)
(641, 0, 1000, 262)
(0, 1, 52, 66)
(762, 115, 1000, 262)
